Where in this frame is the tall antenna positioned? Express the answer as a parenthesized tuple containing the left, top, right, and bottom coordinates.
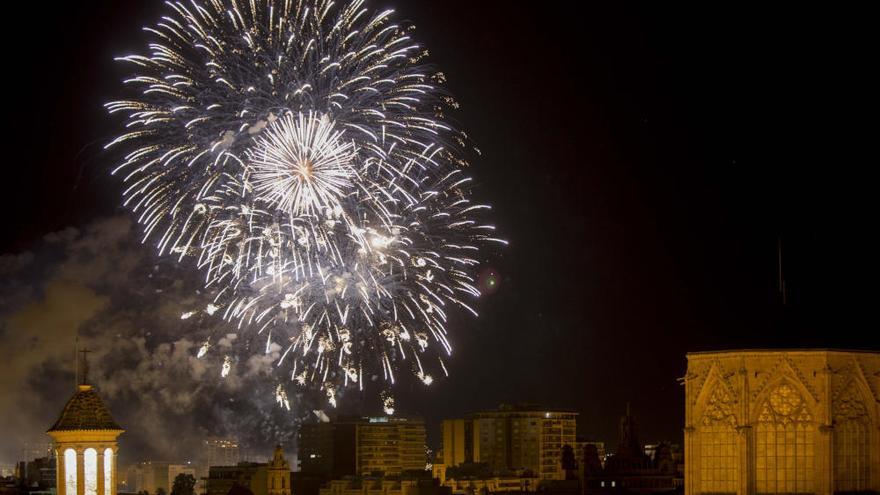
(778, 236, 787, 305)
(74, 335, 79, 389)
(79, 348, 92, 386)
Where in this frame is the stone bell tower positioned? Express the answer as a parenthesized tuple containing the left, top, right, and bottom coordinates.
(47, 349, 124, 495)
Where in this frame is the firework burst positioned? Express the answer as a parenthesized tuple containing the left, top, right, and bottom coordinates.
(106, 0, 503, 408)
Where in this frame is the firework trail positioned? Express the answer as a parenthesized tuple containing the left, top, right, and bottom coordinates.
(106, 0, 503, 409)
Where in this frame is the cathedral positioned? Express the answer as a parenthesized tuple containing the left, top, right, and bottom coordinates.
(684, 349, 880, 495)
(46, 352, 124, 495)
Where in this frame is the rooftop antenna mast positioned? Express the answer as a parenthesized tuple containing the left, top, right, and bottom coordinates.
(79, 347, 91, 386)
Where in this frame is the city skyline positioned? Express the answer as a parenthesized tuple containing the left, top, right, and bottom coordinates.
(1, 0, 878, 470)
(7, 349, 880, 495)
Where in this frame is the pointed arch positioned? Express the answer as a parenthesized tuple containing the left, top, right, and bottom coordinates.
(753, 379, 816, 495)
(694, 365, 739, 495)
(693, 361, 739, 425)
(833, 372, 875, 492)
(751, 373, 819, 425)
(751, 356, 819, 408)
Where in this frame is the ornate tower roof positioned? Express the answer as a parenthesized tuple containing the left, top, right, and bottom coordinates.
(269, 445, 290, 469)
(47, 384, 123, 432)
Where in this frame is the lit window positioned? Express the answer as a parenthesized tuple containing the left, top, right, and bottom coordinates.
(699, 385, 738, 494)
(104, 449, 113, 495)
(833, 388, 870, 493)
(84, 449, 98, 495)
(65, 449, 77, 495)
(755, 383, 814, 494)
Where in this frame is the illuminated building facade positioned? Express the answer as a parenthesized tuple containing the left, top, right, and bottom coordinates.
(205, 438, 241, 468)
(437, 420, 479, 470)
(684, 349, 880, 495)
(125, 462, 197, 494)
(299, 417, 426, 478)
(46, 379, 124, 495)
(437, 405, 577, 481)
(318, 476, 449, 495)
(206, 446, 291, 495)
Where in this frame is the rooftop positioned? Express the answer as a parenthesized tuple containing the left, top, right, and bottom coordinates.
(47, 385, 123, 432)
(687, 348, 879, 357)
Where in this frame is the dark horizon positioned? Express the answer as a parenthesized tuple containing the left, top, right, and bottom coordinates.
(1, 1, 877, 464)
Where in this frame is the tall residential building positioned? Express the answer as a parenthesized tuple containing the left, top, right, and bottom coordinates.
(299, 416, 426, 477)
(684, 349, 880, 495)
(438, 420, 479, 468)
(438, 405, 578, 481)
(204, 438, 241, 468)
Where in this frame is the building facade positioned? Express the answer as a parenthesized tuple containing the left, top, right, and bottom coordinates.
(206, 446, 291, 495)
(46, 382, 124, 495)
(205, 438, 241, 469)
(299, 417, 426, 477)
(125, 462, 197, 494)
(438, 420, 479, 470)
(318, 477, 449, 495)
(684, 349, 880, 495)
(437, 405, 577, 481)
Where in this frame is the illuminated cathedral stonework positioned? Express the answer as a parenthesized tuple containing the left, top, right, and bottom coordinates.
(684, 350, 880, 495)
(47, 378, 124, 495)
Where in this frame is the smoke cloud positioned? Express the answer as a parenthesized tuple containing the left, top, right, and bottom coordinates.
(0, 217, 311, 465)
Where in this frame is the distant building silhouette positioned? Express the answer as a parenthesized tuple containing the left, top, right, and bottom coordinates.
(582, 406, 676, 494)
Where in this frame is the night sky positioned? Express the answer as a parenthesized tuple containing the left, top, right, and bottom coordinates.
(2, 1, 877, 460)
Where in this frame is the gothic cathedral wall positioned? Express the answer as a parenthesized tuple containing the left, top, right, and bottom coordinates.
(684, 350, 880, 495)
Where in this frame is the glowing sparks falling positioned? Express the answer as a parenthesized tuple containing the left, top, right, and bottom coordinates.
(249, 112, 356, 215)
(275, 384, 291, 411)
(106, 0, 503, 408)
(381, 392, 396, 416)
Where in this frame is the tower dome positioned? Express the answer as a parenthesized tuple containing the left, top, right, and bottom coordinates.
(49, 384, 123, 432)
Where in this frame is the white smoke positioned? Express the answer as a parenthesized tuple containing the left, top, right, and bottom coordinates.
(0, 217, 307, 465)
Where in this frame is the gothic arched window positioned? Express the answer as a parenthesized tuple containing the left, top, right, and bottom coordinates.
(833, 386, 871, 493)
(699, 385, 738, 494)
(755, 383, 815, 494)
